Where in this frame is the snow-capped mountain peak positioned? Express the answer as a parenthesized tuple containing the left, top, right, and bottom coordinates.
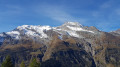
(16, 25, 52, 38)
(17, 25, 51, 31)
(0, 22, 98, 42)
(6, 31, 20, 39)
(53, 22, 95, 38)
(62, 22, 83, 27)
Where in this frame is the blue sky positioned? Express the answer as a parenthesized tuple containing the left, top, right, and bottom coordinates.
(0, 0, 120, 32)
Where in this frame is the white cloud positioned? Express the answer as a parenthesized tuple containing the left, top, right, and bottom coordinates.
(96, 21, 120, 32)
(0, 5, 22, 18)
(100, 0, 113, 8)
(35, 4, 86, 23)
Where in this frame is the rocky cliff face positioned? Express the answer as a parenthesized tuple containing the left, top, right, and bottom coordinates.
(0, 22, 120, 67)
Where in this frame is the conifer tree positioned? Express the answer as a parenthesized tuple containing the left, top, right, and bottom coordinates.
(29, 58, 40, 67)
(20, 61, 25, 67)
(1, 55, 14, 67)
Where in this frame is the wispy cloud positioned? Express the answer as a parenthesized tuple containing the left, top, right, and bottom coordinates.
(90, 0, 120, 31)
(35, 4, 86, 23)
(1, 0, 120, 32)
(96, 22, 120, 32)
(0, 5, 22, 21)
(100, 0, 113, 8)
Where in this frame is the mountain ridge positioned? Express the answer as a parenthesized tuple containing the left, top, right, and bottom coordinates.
(0, 22, 99, 40)
(0, 22, 120, 67)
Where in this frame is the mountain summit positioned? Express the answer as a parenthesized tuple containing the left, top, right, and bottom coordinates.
(0, 22, 97, 40)
(0, 22, 120, 67)
(62, 22, 83, 27)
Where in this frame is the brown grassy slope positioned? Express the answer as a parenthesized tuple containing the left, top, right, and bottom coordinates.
(94, 32, 120, 67)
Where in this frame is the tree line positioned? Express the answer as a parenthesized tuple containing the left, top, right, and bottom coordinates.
(1, 55, 61, 67)
(1, 55, 40, 67)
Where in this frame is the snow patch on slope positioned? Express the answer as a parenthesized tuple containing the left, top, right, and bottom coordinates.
(0, 34, 3, 36)
(17, 25, 29, 30)
(25, 30, 38, 36)
(67, 26, 94, 33)
(67, 31, 79, 37)
(17, 25, 52, 38)
(7, 31, 20, 35)
(6, 31, 20, 39)
(58, 35, 63, 40)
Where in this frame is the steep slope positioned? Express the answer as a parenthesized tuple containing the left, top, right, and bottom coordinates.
(110, 29, 120, 36)
(0, 22, 120, 67)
